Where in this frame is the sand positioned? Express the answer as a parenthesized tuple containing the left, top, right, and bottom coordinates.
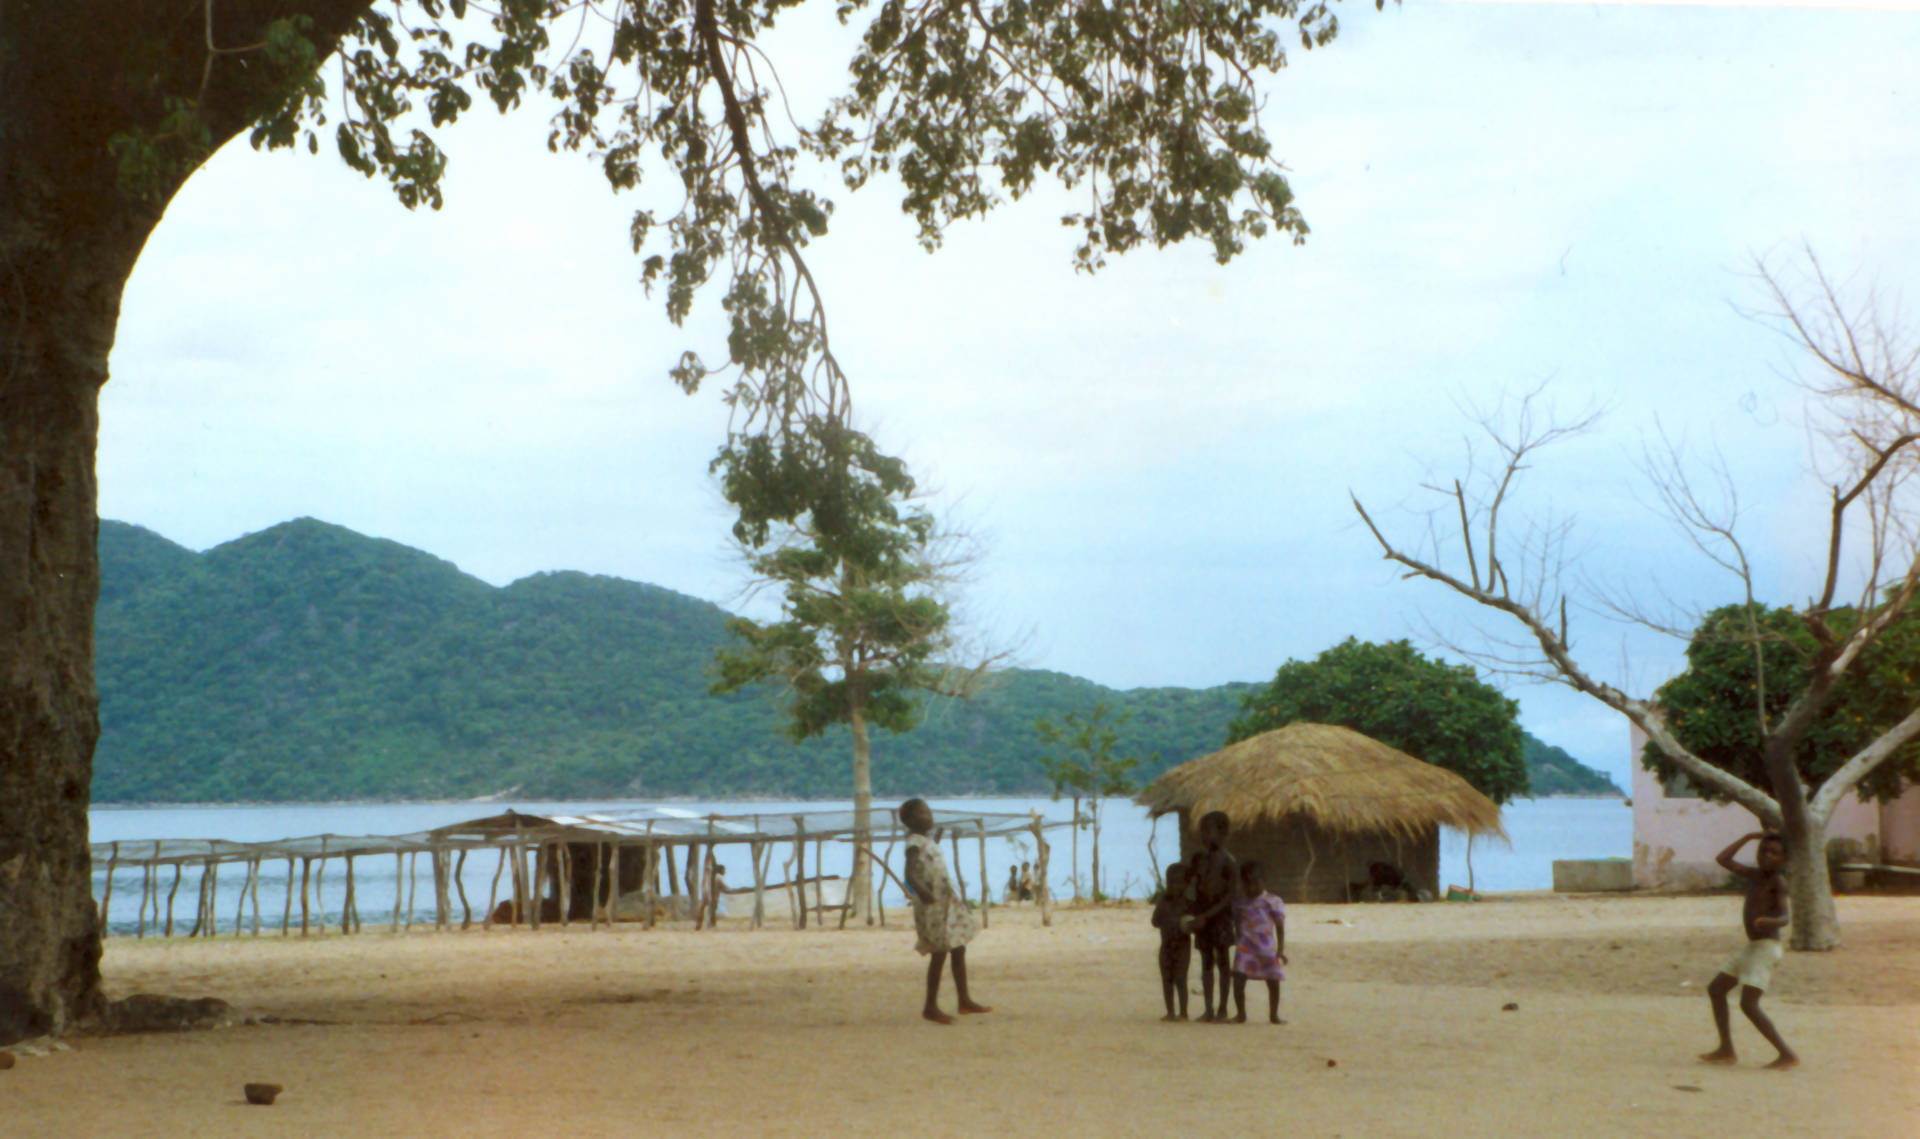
(4, 893, 1916, 1137)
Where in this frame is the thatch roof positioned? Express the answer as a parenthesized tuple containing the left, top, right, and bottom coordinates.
(1134, 723, 1508, 842)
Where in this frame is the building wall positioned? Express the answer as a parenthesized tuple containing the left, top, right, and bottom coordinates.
(1630, 724, 1918, 889)
(1174, 810, 1440, 903)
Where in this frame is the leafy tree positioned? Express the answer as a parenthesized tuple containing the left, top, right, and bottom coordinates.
(1353, 252, 1920, 949)
(1228, 638, 1529, 805)
(712, 427, 980, 921)
(1648, 604, 1920, 805)
(4, 0, 1368, 1040)
(1035, 703, 1143, 900)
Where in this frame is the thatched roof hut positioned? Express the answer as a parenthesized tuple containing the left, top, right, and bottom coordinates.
(1136, 723, 1507, 902)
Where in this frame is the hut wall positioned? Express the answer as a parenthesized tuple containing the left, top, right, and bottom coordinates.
(1176, 811, 1440, 903)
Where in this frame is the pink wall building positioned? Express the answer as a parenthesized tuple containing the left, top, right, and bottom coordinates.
(1630, 724, 1920, 890)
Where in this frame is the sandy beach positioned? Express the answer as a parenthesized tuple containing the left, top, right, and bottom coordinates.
(5, 893, 1916, 1138)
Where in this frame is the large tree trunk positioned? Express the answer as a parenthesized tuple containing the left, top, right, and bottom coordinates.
(849, 706, 874, 923)
(0, 0, 375, 1045)
(1782, 802, 1840, 951)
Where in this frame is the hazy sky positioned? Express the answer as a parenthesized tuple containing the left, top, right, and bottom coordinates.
(100, 1, 1920, 785)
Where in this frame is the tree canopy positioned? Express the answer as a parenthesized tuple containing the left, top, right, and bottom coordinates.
(1227, 637, 1529, 805)
(1648, 603, 1920, 805)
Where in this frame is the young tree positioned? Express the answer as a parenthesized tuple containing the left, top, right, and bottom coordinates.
(711, 425, 982, 922)
(1034, 703, 1142, 900)
(1352, 251, 1920, 949)
(4, 0, 1369, 1039)
(1228, 637, 1529, 805)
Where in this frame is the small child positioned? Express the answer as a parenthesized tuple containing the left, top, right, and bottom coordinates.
(1151, 863, 1194, 1021)
(899, 798, 991, 1025)
(1698, 831, 1797, 1068)
(1230, 860, 1287, 1025)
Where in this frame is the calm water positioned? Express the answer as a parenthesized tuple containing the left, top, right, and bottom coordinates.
(87, 797, 1629, 936)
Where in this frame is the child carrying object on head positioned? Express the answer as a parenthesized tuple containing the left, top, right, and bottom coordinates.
(899, 798, 992, 1025)
(1151, 863, 1194, 1021)
(1231, 860, 1287, 1024)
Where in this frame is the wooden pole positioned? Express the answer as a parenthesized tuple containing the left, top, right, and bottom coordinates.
(235, 859, 251, 933)
(750, 839, 766, 929)
(486, 845, 506, 929)
(644, 841, 659, 930)
(392, 852, 406, 932)
(793, 817, 807, 931)
(508, 828, 526, 930)
(949, 830, 967, 905)
(456, 848, 473, 929)
(686, 841, 702, 928)
(590, 842, 605, 931)
(314, 839, 329, 936)
(99, 841, 118, 935)
(249, 857, 263, 937)
(878, 830, 898, 928)
(665, 842, 681, 919)
(529, 841, 546, 932)
(557, 842, 573, 930)
(977, 823, 989, 930)
(282, 856, 295, 936)
(342, 855, 357, 935)
(164, 862, 183, 937)
(1032, 813, 1052, 927)
(813, 837, 826, 928)
(412, 848, 428, 929)
(299, 858, 312, 936)
(136, 861, 153, 939)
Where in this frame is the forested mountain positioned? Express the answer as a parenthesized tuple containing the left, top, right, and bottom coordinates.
(93, 519, 1619, 803)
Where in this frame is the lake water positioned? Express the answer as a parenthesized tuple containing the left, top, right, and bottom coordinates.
(88, 797, 1630, 936)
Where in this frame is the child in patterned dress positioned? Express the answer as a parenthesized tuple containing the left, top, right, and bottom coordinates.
(899, 798, 992, 1025)
(1231, 860, 1287, 1024)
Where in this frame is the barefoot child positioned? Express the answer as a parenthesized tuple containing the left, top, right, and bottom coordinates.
(1230, 861, 1287, 1024)
(899, 799, 991, 1025)
(1182, 811, 1239, 1022)
(1698, 831, 1798, 1069)
(1151, 863, 1194, 1021)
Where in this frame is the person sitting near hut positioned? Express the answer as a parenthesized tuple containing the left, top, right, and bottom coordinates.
(1230, 860, 1288, 1024)
(1006, 863, 1023, 905)
(900, 798, 991, 1025)
(1180, 810, 1240, 1022)
(1151, 863, 1194, 1021)
(1018, 861, 1035, 903)
(1698, 832, 1798, 1069)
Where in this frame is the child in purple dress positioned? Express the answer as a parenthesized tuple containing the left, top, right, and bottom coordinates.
(1231, 860, 1287, 1024)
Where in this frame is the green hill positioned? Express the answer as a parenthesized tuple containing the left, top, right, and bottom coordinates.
(92, 518, 1620, 803)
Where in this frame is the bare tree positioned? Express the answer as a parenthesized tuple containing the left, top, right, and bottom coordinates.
(1352, 251, 1920, 950)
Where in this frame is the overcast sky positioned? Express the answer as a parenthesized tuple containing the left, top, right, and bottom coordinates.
(100, 1, 1920, 786)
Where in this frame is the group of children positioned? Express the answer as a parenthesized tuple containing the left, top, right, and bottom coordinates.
(1001, 861, 1037, 904)
(900, 799, 1799, 1068)
(1151, 810, 1287, 1023)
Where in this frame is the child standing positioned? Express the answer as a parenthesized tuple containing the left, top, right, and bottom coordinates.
(1231, 860, 1287, 1025)
(899, 798, 991, 1025)
(1698, 831, 1797, 1068)
(1151, 863, 1194, 1021)
(1183, 811, 1240, 1021)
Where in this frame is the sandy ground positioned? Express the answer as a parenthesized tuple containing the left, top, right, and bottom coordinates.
(4, 893, 1917, 1138)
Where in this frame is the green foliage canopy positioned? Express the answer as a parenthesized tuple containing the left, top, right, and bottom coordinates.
(1646, 603, 1920, 804)
(1034, 702, 1144, 802)
(1228, 637, 1529, 805)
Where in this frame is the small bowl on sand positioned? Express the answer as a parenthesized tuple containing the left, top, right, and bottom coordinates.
(243, 1082, 283, 1106)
